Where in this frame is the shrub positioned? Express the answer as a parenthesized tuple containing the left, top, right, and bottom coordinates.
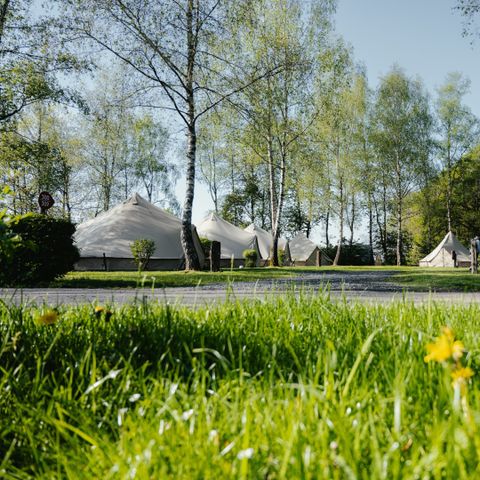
(243, 248, 258, 268)
(2, 213, 79, 286)
(130, 238, 156, 272)
(199, 237, 212, 259)
(324, 241, 374, 266)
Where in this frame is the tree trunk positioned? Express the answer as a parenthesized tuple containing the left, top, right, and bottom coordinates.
(395, 154, 402, 266)
(368, 196, 374, 265)
(446, 140, 453, 232)
(181, 123, 200, 270)
(272, 148, 287, 266)
(180, 0, 200, 271)
(325, 209, 330, 248)
(396, 197, 402, 266)
(348, 194, 355, 247)
(0, 0, 10, 45)
(267, 124, 279, 265)
(333, 178, 344, 266)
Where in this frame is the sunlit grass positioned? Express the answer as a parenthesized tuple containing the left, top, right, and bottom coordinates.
(1, 294, 480, 478)
(49, 266, 477, 291)
(393, 268, 480, 291)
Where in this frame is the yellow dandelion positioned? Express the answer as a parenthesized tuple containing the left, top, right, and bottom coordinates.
(37, 310, 58, 325)
(451, 367, 474, 385)
(424, 334, 452, 363)
(424, 327, 464, 363)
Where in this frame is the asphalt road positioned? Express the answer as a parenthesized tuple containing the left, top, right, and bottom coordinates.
(1, 270, 478, 307)
(2, 285, 480, 307)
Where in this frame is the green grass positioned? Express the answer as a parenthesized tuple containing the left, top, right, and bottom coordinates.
(50, 267, 300, 288)
(50, 266, 480, 292)
(2, 295, 480, 478)
(392, 268, 480, 292)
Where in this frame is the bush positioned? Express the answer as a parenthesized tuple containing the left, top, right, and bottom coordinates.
(130, 238, 156, 272)
(1, 213, 79, 286)
(199, 237, 212, 259)
(324, 241, 374, 266)
(243, 248, 258, 268)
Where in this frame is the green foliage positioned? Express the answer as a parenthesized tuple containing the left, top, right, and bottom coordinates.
(408, 146, 480, 255)
(199, 237, 212, 258)
(1, 297, 480, 477)
(0, 0, 83, 125)
(243, 248, 258, 267)
(370, 67, 433, 265)
(1, 213, 79, 286)
(0, 187, 21, 282)
(0, 126, 68, 214)
(324, 241, 374, 266)
(130, 238, 156, 272)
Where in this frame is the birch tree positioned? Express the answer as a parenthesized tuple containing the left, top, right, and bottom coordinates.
(58, 0, 277, 270)
(436, 72, 480, 232)
(231, 0, 334, 265)
(370, 68, 433, 265)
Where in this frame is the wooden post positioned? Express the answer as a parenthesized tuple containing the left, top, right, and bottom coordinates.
(471, 239, 478, 274)
(210, 241, 221, 272)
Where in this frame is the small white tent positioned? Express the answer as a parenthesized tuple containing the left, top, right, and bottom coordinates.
(196, 213, 260, 265)
(74, 193, 205, 271)
(289, 233, 332, 266)
(244, 224, 287, 262)
(419, 231, 470, 267)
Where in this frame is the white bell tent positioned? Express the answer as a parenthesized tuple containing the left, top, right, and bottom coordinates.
(244, 223, 287, 261)
(196, 213, 261, 265)
(288, 233, 332, 266)
(419, 231, 470, 267)
(74, 193, 205, 270)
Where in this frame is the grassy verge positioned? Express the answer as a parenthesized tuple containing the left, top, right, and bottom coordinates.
(392, 268, 480, 292)
(49, 268, 300, 289)
(1, 295, 480, 478)
(50, 266, 480, 292)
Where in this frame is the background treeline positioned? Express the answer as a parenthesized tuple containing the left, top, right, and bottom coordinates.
(1, 0, 479, 266)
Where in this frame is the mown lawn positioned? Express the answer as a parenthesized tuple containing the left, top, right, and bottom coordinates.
(392, 268, 480, 292)
(50, 267, 299, 288)
(50, 266, 480, 292)
(1, 295, 480, 478)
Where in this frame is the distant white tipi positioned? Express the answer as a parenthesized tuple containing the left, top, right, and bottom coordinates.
(419, 231, 470, 267)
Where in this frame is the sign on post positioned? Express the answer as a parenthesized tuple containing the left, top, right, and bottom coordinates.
(38, 191, 54, 214)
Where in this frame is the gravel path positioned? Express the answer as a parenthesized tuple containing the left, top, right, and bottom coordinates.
(1, 270, 479, 307)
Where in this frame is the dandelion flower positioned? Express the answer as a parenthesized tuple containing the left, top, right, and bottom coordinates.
(424, 335, 452, 363)
(37, 310, 58, 325)
(424, 327, 464, 363)
(451, 367, 474, 385)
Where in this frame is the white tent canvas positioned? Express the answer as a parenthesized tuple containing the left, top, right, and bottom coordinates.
(288, 233, 332, 266)
(196, 213, 260, 263)
(289, 233, 320, 265)
(419, 231, 470, 267)
(74, 193, 204, 270)
(244, 223, 287, 260)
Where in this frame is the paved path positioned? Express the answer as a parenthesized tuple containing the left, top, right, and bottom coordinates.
(2, 286, 480, 307)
